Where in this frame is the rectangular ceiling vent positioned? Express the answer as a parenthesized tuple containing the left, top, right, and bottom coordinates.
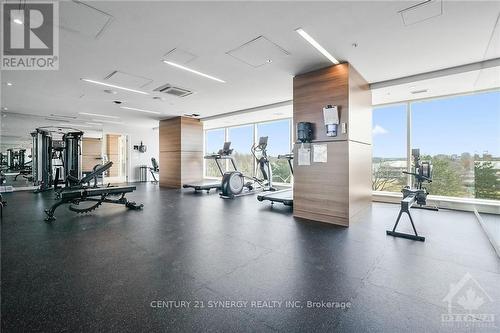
(154, 84, 193, 98)
(399, 0, 442, 26)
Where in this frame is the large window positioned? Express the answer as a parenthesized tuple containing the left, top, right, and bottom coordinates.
(205, 128, 225, 177)
(257, 120, 292, 183)
(373, 90, 500, 201)
(204, 119, 293, 184)
(228, 125, 254, 176)
(372, 104, 407, 192)
(412, 91, 500, 200)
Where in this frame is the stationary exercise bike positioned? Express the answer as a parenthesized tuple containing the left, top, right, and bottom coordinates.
(386, 149, 438, 242)
(220, 136, 274, 199)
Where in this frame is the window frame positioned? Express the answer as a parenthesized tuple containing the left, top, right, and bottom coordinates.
(203, 118, 293, 186)
(373, 88, 500, 206)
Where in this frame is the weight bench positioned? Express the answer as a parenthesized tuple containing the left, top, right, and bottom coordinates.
(45, 161, 143, 222)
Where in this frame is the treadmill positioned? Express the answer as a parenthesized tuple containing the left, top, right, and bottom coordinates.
(257, 153, 293, 206)
(183, 142, 237, 193)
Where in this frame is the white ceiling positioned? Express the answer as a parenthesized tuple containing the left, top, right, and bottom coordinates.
(372, 66, 500, 105)
(1, 1, 500, 143)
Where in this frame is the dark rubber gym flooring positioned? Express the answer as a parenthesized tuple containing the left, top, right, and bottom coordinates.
(1, 183, 499, 332)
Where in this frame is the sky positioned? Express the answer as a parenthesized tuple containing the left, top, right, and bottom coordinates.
(373, 91, 500, 158)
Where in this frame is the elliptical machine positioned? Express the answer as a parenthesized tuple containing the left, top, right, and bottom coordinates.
(386, 149, 438, 242)
(220, 136, 274, 199)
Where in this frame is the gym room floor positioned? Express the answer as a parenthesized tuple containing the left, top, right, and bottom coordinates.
(1, 184, 499, 332)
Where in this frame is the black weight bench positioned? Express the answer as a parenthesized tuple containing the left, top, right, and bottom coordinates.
(45, 161, 143, 222)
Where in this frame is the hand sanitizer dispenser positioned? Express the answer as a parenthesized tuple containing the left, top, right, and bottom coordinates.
(323, 105, 339, 137)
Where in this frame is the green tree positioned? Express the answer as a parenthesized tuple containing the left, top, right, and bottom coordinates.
(271, 158, 292, 183)
(424, 156, 466, 197)
(474, 161, 500, 200)
(372, 160, 406, 192)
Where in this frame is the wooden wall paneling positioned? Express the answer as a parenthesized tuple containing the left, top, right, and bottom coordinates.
(159, 117, 181, 152)
(159, 152, 181, 188)
(180, 151, 204, 184)
(106, 134, 120, 177)
(82, 138, 102, 172)
(347, 65, 372, 144)
(348, 141, 372, 218)
(159, 116, 203, 188)
(293, 141, 349, 225)
(293, 63, 372, 227)
(293, 64, 349, 143)
(180, 117, 203, 152)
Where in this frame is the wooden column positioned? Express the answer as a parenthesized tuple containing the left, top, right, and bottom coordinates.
(159, 116, 203, 188)
(293, 63, 372, 226)
(106, 134, 120, 177)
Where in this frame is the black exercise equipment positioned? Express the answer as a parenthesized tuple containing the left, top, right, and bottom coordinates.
(31, 127, 85, 192)
(220, 137, 274, 199)
(63, 131, 84, 187)
(13, 160, 33, 181)
(149, 157, 159, 183)
(386, 148, 438, 242)
(45, 161, 143, 222)
(32, 129, 53, 192)
(297, 122, 313, 143)
(183, 142, 237, 193)
(257, 153, 294, 206)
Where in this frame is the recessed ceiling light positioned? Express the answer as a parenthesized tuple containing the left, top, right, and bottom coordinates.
(50, 113, 77, 119)
(6, 82, 13, 86)
(79, 112, 120, 119)
(411, 89, 428, 94)
(120, 106, 161, 115)
(80, 78, 149, 95)
(60, 123, 94, 128)
(13, 19, 23, 25)
(162, 61, 226, 83)
(295, 28, 339, 64)
(92, 119, 124, 125)
(103, 89, 117, 94)
(1, 107, 7, 111)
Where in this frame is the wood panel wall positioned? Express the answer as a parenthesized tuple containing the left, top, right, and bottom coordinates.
(81, 138, 102, 172)
(106, 134, 120, 177)
(159, 117, 203, 188)
(293, 63, 372, 226)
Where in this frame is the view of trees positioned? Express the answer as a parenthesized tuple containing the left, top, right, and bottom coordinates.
(475, 161, 500, 200)
(204, 120, 292, 184)
(372, 91, 499, 202)
(372, 153, 500, 200)
(372, 159, 407, 192)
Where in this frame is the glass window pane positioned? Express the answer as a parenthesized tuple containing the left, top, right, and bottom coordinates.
(228, 125, 254, 176)
(372, 104, 407, 192)
(205, 129, 225, 177)
(412, 91, 500, 200)
(256, 120, 292, 183)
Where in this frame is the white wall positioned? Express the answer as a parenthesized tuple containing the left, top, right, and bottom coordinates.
(126, 126, 159, 182)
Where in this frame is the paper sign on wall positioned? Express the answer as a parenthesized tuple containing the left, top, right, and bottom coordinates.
(313, 144, 327, 163)
(298, 144, 311, 166)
